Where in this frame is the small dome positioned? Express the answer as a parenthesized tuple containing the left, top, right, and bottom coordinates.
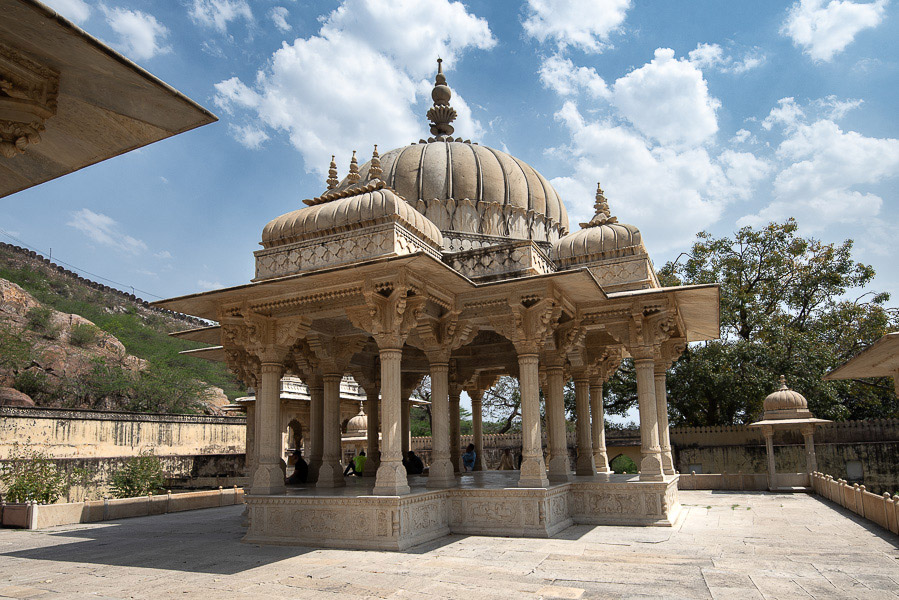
(554, 184, 643, 263)
(346, 403, 367, 434)
(762, 376, 811, 419)
(261, 184, 442, 250)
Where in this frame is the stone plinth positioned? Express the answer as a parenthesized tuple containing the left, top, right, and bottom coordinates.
(243, 471, 680, 550)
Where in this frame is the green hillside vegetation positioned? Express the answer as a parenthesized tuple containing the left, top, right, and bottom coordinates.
(0, 247, 244, 412)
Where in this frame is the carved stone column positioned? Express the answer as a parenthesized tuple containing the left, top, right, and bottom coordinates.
(589, 379, 610, 473)
(654, 364, 675, 475)
(363, 386, 380, 477)
(373, 346, 410, 495)
(470, 389, 486, 471)
(545, 363, 570, 481)
(244, 402, 256, 478)
(573, 375, 595, 476)
(449, 388, 461, 473)
(519, 353, 549, 487)
(307, 376, 324, 483)
(316, 373, 345, 488)
(427, 361, 455, 487)
(634, 348, 664, 481)
(253, 361, 287, 495)
(801, 424, 818, 474)
(762, 424, 776, 489)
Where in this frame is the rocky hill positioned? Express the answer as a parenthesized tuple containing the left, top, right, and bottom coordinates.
(0, 243, 244, 414)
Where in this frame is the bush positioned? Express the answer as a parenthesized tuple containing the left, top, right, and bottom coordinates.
(0, 444, 90, 504)
(69, 322, 100, 347)
(25, 306, 60, 339)
(0, 324, 31, 371)
(110, 451, 164, 498)
(13, 370, 54, 400)
(609, 454, 639, 474)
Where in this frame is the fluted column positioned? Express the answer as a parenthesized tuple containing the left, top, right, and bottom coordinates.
(589, 380, 610, 473)
(546, 365, 570, 481)
(519, 353, 549, 487)
(307, 377, 323, 483)
(801, 424, 818, 474)
(427, 361, 455, 487)
(250, 361, 286, 495)
(449, 390, 461, 473)
(316, 373, 345, 488)
(574, 375, 595, 476)
(634, 351, 664, 481)
(372, 347, 410, 495)
(654, 365, 675, 475)
(470, 390, 486, 471)
(362, 387, 380, 477)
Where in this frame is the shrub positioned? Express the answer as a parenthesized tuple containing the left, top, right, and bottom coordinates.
(110, 451, 164, 498)
(13, 370, 52, 400)
(0, 324, 31, 371)
(609, 454, 639, 474)
(0, 444, 91, 504)
(25, 306, 60, 339)
(69, 322, 100, 347)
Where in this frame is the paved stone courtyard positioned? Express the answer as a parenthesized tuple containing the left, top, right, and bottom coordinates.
(0, 490, 896, 599)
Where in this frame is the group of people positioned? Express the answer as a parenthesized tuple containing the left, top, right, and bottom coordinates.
(286, 444, 482, 484)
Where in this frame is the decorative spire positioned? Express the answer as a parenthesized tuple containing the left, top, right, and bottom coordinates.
(347, 150, 360, 184)
(357, 401, 365, 416)
(580, 182, 618, 228)
(369, 145, 382, 180)
(326, 155, 339, 189)
(427, 58, 457, 137)
(779, 375, 788, 390)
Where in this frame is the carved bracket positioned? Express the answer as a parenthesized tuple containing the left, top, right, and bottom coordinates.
(0, 43, 59, 158)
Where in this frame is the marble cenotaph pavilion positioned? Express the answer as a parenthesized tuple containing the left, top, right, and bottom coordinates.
(157, 61, 720, 550)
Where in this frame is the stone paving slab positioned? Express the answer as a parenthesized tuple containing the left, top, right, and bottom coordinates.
(0, 491, 896, 599)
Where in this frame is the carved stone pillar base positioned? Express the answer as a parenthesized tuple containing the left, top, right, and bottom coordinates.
(548, 456, 572, 482)
(373, 461, 411, 496)
(427, 459, 456, 488)
(251, 462, 286, 495)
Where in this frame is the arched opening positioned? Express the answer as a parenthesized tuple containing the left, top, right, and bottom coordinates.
(609, 454, 638, 474)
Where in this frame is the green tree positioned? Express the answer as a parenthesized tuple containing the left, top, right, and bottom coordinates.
(1, 444, 91, 504)
(110, 451, 164, 498)
(652, 219, 899, 425)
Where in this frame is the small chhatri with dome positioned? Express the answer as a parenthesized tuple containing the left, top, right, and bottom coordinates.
(156, 60, 720, 550)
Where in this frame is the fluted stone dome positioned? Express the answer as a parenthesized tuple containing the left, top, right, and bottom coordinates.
(762, 376, 811, 419)
(346, 404, 368, 435)
(332, 141, 569, 243)
(554, 184, 644, 264)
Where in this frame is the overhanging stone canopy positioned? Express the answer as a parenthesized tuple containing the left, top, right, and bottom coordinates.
(157, 61, 720, 550)
(0, 0, 216, 197)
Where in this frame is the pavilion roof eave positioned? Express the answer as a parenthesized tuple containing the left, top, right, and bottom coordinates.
(605, 283, 721, 343)
(748, 418, 831, 427)
(180, 345, 226, 362)
(169, 325, 222, 345)
(823, 332, 899, 380)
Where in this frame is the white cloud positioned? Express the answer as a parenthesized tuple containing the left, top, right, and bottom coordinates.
(154, 250, 173, 259)
(814, 94, 864, 119)
(611, 48, 720, 147)
(523, 0, 631, 53)
(42, 0, 90, 23)
(189, 0, 252, 33)
(538, 54, 609, 98)
(102, 7, 170, 61)
(731, 129, 752, 144)
(687, 43, 766, 74)
(229, 123, 270, 149)
(68, 209, 148, 255)
(198, 280, 224, 290)
(550, 102, 768, 251)
(213, 0, 495, 175)
(762, 97, 805, 131)
(270, 6, 291, 33)
(781, 0, 888, 62)
(741, 103, 899, 230)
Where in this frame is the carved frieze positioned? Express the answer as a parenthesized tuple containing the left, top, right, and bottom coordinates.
(0, 43, 59, 158)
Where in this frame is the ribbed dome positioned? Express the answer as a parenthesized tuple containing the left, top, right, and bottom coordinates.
(346, 404, 367, 434)
(762, 376, 811, 419)
(331, 141, 569, 244)
(261, 184, 442, 250)
(554, 184, 643, 264)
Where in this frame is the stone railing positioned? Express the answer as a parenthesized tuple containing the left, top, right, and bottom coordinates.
(0, 486, 244, 530)
(811, 472, 899, 536)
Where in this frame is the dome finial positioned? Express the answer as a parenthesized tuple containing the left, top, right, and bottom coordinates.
(347, 150, 360, 184)
(427, 57, 456, 138)
(580, 181, 618, 228)
(326, 155, 339, 189)
(779, 374, 788, 390)
(369, 144, 382, 180)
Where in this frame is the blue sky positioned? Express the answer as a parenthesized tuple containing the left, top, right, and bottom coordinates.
(4, 0, 899, 311)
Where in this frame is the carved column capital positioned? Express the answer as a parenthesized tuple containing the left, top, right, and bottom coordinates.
(489, 297, 560, 356)
(346, 280, 425, 350)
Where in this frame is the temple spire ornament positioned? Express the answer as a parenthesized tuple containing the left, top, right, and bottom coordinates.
(427, 58, 456, 137)
(369, 145, 382, 180)
(580, 182, 618, 228)
(347, 150, 361, 184)
(326, 155, 339, 189)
